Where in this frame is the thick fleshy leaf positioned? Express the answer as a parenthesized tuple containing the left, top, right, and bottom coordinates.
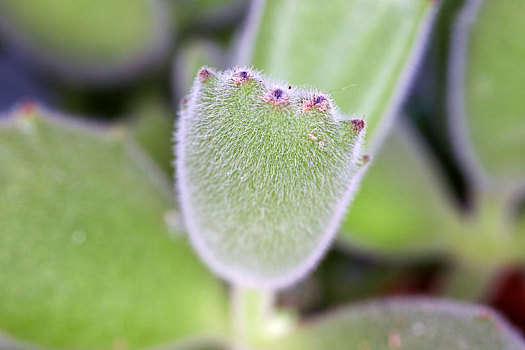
(239, 0, 437, 150)
(265, 298, 525, 350)
(131, 97, 175, 177)
(177, 67, 366, 289)
(0, 0, 171, 85)
(339, 128, 460, 256)
(450, 0, 525, 182)
(0, 107, 227, 349)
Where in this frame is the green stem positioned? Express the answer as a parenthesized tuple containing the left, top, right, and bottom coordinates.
(231, 285, 275, 349)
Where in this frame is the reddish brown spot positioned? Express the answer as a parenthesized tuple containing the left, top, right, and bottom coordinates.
(233, 70, 252, 85)
(388, 332, 402, 349)
(198, 68, 213, 82)
(362, 154, 371, 164)
(262, 87, 287, 106)
(19, 100, 37, 115)
(351, 119, 365, 134)
(477, 307, 492, 321)
(302, 94, 330, 113)
(313, 95, 326, 105)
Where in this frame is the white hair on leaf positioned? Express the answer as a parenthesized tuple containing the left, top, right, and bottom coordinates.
(176, 67, 366, 290)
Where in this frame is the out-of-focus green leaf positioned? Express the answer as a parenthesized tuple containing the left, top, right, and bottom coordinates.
(339, 128, 459, 256)
(454, 0, 525, 181)
(242, 0, 437, 149)
(265, 298, 525, 350)
(404, 0, 467, 203)
(0, 0, 171, 84)
(131, 98, 175, 178)
(445, 191, 523, 267)
(0, 107, 227, 349)
(438, 0, 525, 299)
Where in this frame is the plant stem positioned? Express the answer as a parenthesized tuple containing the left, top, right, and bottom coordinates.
(231, 285, 275, 349)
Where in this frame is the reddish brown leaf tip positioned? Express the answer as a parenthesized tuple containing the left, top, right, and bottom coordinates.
(263, 87, 287, 106)
(198, 68, 213, 82)
(302, 94, 330, 113)
(233, 70, 252, 85)
(20, 100, 37, 114)
(351, 119, 365, 134)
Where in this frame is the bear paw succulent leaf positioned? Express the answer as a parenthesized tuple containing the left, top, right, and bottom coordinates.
(176, 67, 366, 289)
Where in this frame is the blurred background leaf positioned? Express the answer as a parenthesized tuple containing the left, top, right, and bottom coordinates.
(266, 299, 525, 350)
(0, 0, 172, 86)
(239, 0, 437, 150)
(454, 0, 525, 183)
(0, 107, 227, 349)
(340, 126, 460, 257)
(130, 94, 176, 178)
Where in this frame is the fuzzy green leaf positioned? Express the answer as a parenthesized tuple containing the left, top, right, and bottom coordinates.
(265, 298, 525, 350)
(0, 107, 227, 349)
(0, 0, 171, 84)
(131, 98, 175, 177)
(241, 0, 436, 150)
(177, 67, 366, 289)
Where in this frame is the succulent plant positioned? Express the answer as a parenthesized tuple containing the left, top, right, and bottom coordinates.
(2, 0, 525, 349)
(177, 66, 366, 289)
